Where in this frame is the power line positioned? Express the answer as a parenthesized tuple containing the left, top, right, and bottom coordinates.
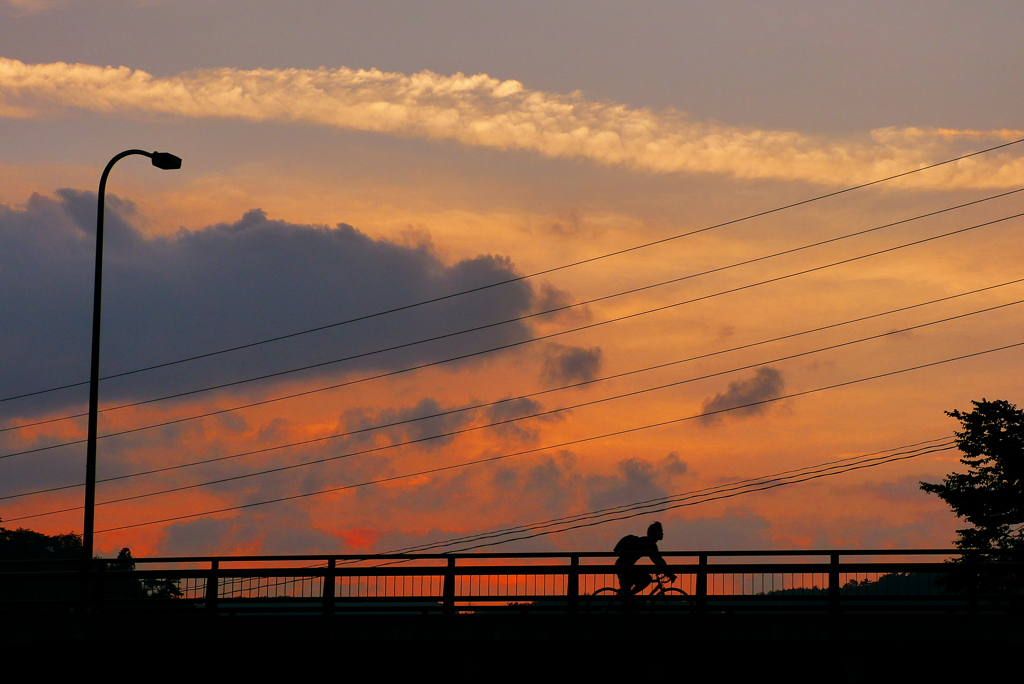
(59, 304, 1024, 505)
(2, 295, 1017, 506)
(61, 338, 1024, 532)
(5, 137, 1022, 406)
(96, 439, 959, 538)
(433, 444, 958, 554)
(11, 192, 1021, 429)
(371, 437, 955, 556)
(279, 438, 958, 574)
(5, 207, 1021, 460)
(4, 278, 1016, 497)
(213, 437, 960, 580)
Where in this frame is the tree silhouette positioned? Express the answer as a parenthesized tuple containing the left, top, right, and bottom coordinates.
(920, 399, 1024, 592)
(0, 525, 82, 562)
(0, 525, 181, 601)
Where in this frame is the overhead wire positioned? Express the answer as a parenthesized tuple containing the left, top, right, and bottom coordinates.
(5, 135, 1022, 406)
(217, 437, 959, 579)
(3, 207, 1022, 461)
(3, 278, 1019, 495)
(95, 430, 964, 537)
(11, 338, 1015, 531)
(429, 443, 959, 554)
(255, 437, 959, 575)
(4, 139, 1022, 548)
(6, 190, 1021, 432)
(2, 293, 1019, 506)
(368, 437, 955, 556)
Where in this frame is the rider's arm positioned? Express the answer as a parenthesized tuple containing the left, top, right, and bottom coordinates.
(649, 545, 676, 581)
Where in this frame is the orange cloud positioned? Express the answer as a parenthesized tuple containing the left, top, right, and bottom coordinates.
(2, 57, 1022, 189)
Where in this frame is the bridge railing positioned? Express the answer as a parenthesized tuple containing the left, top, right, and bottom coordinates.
(2, 549, 1021, 614)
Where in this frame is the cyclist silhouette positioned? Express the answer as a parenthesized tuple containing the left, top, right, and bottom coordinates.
(614, 521, 676, 595)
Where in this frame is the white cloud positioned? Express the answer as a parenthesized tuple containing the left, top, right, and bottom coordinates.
(2, 58, 1022, 189)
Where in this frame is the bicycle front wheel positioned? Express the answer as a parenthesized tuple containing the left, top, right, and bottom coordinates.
(650, 588, 694, 614)
(585, 587, 621, 615)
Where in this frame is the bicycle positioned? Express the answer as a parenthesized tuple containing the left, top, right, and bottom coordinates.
(585, 573, 694, 614)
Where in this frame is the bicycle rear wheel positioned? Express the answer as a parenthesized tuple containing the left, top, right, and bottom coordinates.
(585, 587, 621, 615)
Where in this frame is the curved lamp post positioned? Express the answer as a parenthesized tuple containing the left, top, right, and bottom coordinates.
(83, 150, 182, 572)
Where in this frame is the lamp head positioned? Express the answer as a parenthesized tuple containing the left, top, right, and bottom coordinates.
(150, 151, 182, 170)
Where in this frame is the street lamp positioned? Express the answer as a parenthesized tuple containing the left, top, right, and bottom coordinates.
(83, 150, 182, 574)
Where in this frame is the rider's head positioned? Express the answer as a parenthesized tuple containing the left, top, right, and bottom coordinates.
(647, 521, 664, 542)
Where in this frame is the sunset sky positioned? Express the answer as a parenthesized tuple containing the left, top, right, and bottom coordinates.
(1, 1, 1023, 559)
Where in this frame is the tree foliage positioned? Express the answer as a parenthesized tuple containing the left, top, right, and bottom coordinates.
(0, 525, 82, 562)
(920, 399, 1024, 554)
(920, 399, 1024, 593)
(0, 525, 181, 601)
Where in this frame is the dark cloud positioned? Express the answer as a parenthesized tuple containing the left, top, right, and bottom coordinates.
(338, 396, 476, 451)
(487, 397, 544, 422)
(485, 397, 562, 444)
(530, 280, 591, 326)
(541, 343, 603, 385)
(346, 451, 582, 524)
(491, 450, 580, 514)
(700, 367, 785, 421)
(0, 191, 551, 420)
(585, 453, 691, 511)
(661, 451, 689, 476)
(156, 504, 341, 556)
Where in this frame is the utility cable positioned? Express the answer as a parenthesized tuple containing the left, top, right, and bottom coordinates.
(4, 137, 1021, 405)
(8, 191, 1020, 430)
(2, 295, 1017, 505)
(25, 338, 1021, 532)
(4, 207, 1021, 461)
(265, 438, 958, 576)
(207, 438, 957, 584)
(434, 444, 958, 554)
(368, 437, 955, 556)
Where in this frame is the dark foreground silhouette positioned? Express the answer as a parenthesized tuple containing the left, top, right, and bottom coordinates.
(614, 521, 677, 595)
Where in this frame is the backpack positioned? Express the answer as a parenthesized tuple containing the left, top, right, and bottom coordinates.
(614, 534, 643, 554)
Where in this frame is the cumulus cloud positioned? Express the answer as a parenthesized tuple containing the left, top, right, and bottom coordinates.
(585, 453, 691, 511)
(1, 58, 1022, 188)
(338, 397, 475, 451)
(0, 191, 547, 420)
(483, 397, 560, 444)
(700, 367, 785, 421)
(492, 450, 580, 515)
(541, 343, 603, 385)
(156, 503, 341, 556)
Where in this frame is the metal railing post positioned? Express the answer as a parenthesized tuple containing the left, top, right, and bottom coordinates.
(828, 553, 840, 613)
(443, 557, 456, 615)
(205, 559, 219, 614)
(567, 555, 580, 615)
(696, 554, 708, 614)
(323, 558, 336, 616)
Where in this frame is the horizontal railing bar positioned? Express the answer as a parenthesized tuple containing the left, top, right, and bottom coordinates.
(2, 548, 985, 566)
(6, 561, 1022, 581)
